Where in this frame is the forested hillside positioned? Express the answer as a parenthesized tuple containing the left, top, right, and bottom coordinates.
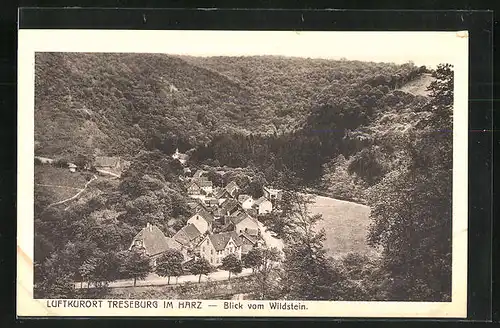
(35, 53, 425, 163)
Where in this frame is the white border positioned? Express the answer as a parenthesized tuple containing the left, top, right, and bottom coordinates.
(17, 30, 469, 318)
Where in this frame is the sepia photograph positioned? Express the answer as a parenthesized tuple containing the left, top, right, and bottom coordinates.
(17, 30, 468, 317)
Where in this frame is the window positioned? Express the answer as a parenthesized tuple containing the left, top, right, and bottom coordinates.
(211, 249, 213, 255)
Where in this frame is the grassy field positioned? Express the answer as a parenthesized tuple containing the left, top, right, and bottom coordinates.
(307, 194, 376, 258)
(399, 73, 434, 97)
(34, 165, 93, 203)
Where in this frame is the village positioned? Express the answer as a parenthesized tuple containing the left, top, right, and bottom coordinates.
(36, 149, 285, 286)
(129, 153, 284, 274)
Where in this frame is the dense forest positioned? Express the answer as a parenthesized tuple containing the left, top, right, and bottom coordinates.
(34, 53, 453, 302)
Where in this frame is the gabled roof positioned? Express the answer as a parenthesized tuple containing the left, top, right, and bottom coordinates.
(95, 156, 121, 167)
(254, 196, 271, 206)
(214, 188, 231, 199)
(239, 232, 258, 245)
(221, 198, 240, 213)
(208, 231, 242, 251)
(225, 181, 240, 193)
(187, 181, 201, 189)
(230, 212, 258, 226)
(195, 207, 215, 223)
(173, 223, 201, 246)
(131, 224, 172, 256)
(165, 237, 183, 251)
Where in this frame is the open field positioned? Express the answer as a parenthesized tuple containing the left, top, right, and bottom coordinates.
(34, 165, 93, 202)
(399, 73, 434, 97)
(307, 194, 376, 258)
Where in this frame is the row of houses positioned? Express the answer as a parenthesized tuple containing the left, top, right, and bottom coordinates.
(185, 169, 283, 215)
(129, 170, 283, 268)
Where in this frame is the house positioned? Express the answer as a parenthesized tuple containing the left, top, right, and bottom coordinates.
(220, 198, 241, 217)
(186, 181, 202, 195)
(229, 212, 260, 237)
(129, 223, 187, 266)
(197, 231, 243, 266)
(263, 186, 283, 201)
(68, 163, 77, 173)
(213, 188, 232, 201)
(173, 223, 203, 249)
(225, 181, 240, 197)
(186, 208, 215, 234)
(94, 156, 129, 178)
(238, 194, 254, 209)
(253, 197, 273, 214)
(239, 232, 264, 255)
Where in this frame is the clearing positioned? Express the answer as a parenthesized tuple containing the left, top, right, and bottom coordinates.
(399, 73, 435, 97)
(307, 194, 376, 258)
(34, 165, 98, 205)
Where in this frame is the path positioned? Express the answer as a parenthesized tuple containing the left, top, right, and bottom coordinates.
(46, 174, 97, 209)
(75, 268, 254, 289)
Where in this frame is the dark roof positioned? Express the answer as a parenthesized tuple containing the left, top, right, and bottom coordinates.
(165, 237, 183, 251)
(208, 231, 242, 251)
(173, 224, 201, 246)
(196, 208, 215, 223)
(214, 188, 231, 199)
(239, 233, 258, 245)
(225, 181, 239, 193)
(221, 198, 240, 213)
(131, 224, 173, 256)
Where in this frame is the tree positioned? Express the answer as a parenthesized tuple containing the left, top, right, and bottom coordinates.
(119, 250, 152, 287)
(252, 247, 281, 299)
(189, 258, 212, 283)
(280, 214, 336, 300)
(242, 248, 263, 273)
(221, 253, 242, 281)
(155, 250, 184, 285)
(367, 63, 453, 301)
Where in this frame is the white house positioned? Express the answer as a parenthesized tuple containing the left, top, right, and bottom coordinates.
(186, 209, 215, 234)
(197, 231, 242, 266)
(253, 197, 273, 214)
(230, 212, 260, 237)
(238, 194, 254, 209)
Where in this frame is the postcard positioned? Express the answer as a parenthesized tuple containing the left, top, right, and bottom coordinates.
(17, 29, 468, 318)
